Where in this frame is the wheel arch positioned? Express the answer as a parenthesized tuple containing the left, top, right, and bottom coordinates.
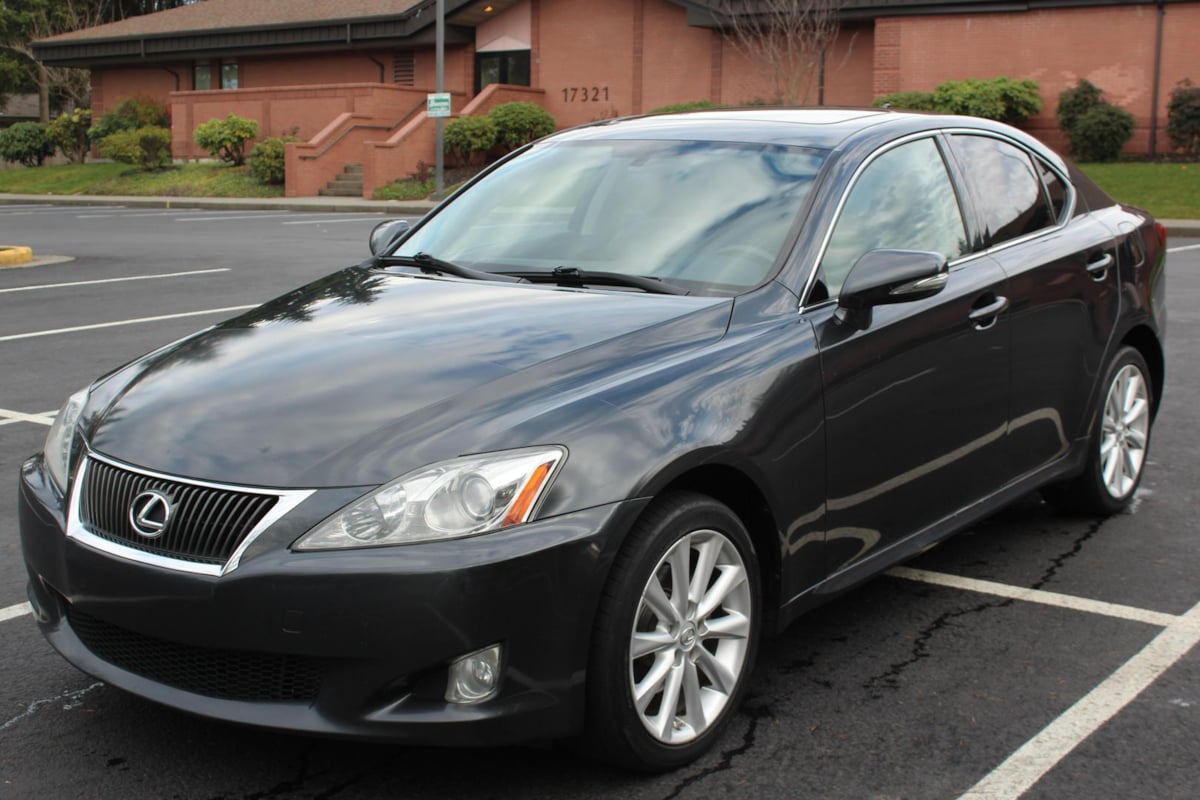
(653, 464, 783, 633)
(1121, 324, 1164, 418)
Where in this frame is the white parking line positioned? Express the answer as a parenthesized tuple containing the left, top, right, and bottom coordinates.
(280, 217, 388, 225)
(960, 599, 1200, 799)
(887, 567, 1180, 627)
(0, 602, 31, 623)
(0, 305, 255, 342)
(1167, 243, 1200, 253)
(173, 213, 296, 222)
(0, 268, 229, 295)
(75, 211, 183, 218)
(0, 408, 56, 426)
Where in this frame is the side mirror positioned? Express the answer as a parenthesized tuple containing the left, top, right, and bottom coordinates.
(369, 219, 411, 255)
(835, 249, 947, 327)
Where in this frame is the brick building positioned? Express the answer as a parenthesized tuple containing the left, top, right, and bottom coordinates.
(32, 0, 1200, 197)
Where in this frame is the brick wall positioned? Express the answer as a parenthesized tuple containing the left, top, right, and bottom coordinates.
(876, 4, 1200, 155)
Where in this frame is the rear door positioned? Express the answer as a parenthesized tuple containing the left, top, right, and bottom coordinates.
(945, 134, 1120, 480)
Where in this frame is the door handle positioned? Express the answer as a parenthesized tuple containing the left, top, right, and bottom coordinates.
(1086, 252, 1114, 279)
(968, 295, 1009, 329)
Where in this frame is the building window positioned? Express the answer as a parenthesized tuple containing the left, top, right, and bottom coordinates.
(194, 62, 211, 90)
(393, 50, 415, 86)
(221, 62, 239, 90)
(474, 50, 530, 93)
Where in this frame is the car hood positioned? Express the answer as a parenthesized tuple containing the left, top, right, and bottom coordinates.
(85, 269, 731, 488)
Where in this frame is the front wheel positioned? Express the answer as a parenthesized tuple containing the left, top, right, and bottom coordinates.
(585, 492, 761, 771)
(1043, 346, 1154, 514)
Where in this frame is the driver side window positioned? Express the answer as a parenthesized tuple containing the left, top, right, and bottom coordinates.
(819, 138, 968, 298)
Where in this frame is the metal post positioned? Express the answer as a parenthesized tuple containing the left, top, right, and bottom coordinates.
(435, 0, 446, 199)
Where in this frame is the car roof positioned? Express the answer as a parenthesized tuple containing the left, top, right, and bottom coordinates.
(550, 107, 1053, 161)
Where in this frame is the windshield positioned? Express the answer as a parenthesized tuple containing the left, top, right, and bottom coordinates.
(395, 139, 827, 296)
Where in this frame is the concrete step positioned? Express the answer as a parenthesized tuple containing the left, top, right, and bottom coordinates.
(343, 163, 364, 175)
(318, 186, 363, 197)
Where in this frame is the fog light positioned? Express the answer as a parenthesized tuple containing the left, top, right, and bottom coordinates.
(445, 644, 502, 704)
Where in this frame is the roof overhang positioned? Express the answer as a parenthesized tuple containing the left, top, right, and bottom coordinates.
(673, 0, 1187, 26)
(32, 0, 495, 68)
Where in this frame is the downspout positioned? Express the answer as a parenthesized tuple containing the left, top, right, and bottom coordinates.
(160, 65, 181, 91)
(817, 46, 827, 106)
(366, 54, 387, 83)
(1149, 1, 1165, 157)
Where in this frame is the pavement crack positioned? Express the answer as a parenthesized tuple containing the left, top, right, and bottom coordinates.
(660, 703, 772, 800)
(0, 681, 104, 731)
(864, 599, 1012, 696)
(1030, 517, 1106, 590)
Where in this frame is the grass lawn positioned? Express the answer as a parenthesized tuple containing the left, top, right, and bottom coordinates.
(0, 162, 283, 198)
(1078, 162, 1200, 219)
(3, 159, 1196, 218)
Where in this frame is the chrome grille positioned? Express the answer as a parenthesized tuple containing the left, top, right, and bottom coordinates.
(78, 458, 279, 565)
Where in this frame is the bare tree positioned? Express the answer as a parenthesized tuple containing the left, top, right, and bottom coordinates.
(717, 0, 840, 106)
(3, 0, 107, 119)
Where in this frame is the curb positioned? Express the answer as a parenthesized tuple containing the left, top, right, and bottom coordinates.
(0, 193, 437, 216)
(0, 245, 33, 267)
(1160, 219, 1200, 237)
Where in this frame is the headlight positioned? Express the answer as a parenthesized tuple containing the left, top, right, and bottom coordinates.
(294, 446, 566, 550)
(44, 388, 89, 492)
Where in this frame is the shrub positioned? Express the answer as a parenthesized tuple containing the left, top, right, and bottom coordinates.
(47, 108, 92, 164)
(931, 77, 1042, 124)
(488, 101, 555, 150)
(1071, 104, 1135, 162)
(992, 78, 1043, 125)
(194, 114, 259, 166)
(1057, 80, 1104, 139)
(0, 122, 55, 167)
(247, 135, 300, 185)
(1166, 79, 1200, 156)
(444, 115, 496, 165)
(873, 79, 1041, 124)
(88, 94, 169, 143)
(98, 126, 172, 170)
(871, 91, 938, 112)
(648, 100, 722, 114)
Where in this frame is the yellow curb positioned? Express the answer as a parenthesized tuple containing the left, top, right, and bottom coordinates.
(0, 245, 34, 267)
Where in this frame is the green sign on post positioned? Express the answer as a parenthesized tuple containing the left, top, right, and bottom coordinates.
(427, 93, 452, 118)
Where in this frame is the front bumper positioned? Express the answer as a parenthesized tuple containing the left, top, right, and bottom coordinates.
(19, 456, 646, 744)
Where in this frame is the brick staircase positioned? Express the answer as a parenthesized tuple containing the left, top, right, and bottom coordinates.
(318, 163, 363, 197)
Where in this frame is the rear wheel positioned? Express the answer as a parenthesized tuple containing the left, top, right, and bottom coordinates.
(1043, 346, 1153, 514)
(586, 492, 760, 771)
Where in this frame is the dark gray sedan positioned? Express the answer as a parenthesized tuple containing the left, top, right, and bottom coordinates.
(19, 109, 1165, 771)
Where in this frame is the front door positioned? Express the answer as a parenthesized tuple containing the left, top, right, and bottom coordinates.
(806, 135, 1011, 575)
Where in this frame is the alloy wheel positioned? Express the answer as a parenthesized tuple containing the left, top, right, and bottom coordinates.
(628, 529, 752, 744)
(1100, 363, 1150, 499)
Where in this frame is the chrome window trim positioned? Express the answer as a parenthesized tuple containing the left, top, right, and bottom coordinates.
(798, 131, 954, 308)
(798, 128, 1077, 312)
(66, 449, 315, 578)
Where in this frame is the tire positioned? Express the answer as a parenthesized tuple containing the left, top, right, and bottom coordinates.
(1043, 346, 1154, 515)
(585, 491, 761, 772)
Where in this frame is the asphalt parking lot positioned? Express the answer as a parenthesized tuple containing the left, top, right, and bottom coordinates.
(1, 203, 1196, 799)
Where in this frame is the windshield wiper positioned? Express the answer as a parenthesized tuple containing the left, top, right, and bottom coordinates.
(502, 266, 689, 296)
(370, 252, 527, 284)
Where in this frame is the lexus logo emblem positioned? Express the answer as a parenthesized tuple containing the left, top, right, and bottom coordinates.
(129, 490, 173, 538)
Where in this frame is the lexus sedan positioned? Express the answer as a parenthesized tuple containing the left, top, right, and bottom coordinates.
(19, 109, 1165, 771)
